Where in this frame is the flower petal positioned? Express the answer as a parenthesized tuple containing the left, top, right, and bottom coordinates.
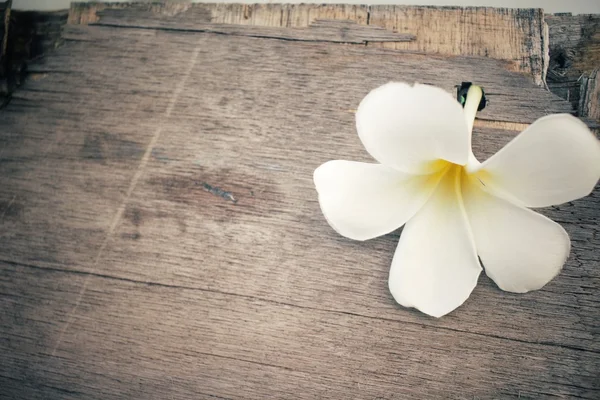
(314, 160, 440, 241)
(356, 82, 470, 174)
(472, 114, 600, 207)
(462, 176, 570, 293)
(388, 167, 482, 317)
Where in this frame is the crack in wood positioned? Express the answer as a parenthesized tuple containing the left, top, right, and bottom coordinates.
(90, 17, 415, 45)
(201, 182, 237, 203)
(2, 258, 599, 356)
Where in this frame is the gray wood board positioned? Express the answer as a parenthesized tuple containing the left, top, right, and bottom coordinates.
(1, 260, 598, 399)
(68, 3, 549, 85)
(0, 24, 598, 399)
(94, 8, 415, 44)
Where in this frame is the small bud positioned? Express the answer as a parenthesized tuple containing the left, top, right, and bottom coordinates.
(457, 82, 486, 111)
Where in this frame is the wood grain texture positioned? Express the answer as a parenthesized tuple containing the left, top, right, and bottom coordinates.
(546, 13, 600, 120)
(68, 2, 549, 85)
(1, 261, 599, 399)
(368, 6, 548, 85)
(1, 15, 599, 400)
(94, 8, 415, 44)
(68, 2, 370, 28)
(579, 68, 600, 119)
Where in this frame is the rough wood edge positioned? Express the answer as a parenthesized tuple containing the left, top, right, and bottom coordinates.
(0, 0, 12, 99)
(545, 13, 600, 120)
(367, 5, 547, 87)
(67, 3, 546, 83)
(579, 68, 600, 120)
(92, 8, 415, 44)
(2, 2, 596, 125)
(542, 13, 550, 88)
(68, 3, 600, 121)
(68, 2, 371, 26)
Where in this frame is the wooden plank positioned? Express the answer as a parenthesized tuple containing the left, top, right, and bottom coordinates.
(94, 8, 415, 44)
(546, 13, 600, 120)
(68, 2, 370, 28)
(56, 24, 575, 126)
(67, 3, 600, 122)
(1, 16, 598, 400)
(68, 3, 549, 85)
(1, 24, 577, 276)
(579, 68, 600, 119)
(1, 261, 598, 399)
(0, 27, 197, 270)
(354, 6, 548, 85)
(206, 3, 370, 27)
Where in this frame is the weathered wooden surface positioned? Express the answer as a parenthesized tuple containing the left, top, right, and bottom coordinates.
(0, 0, 10, 99)
(95, 8, 415, 44)
(546, 13, 600, 120)
(579, 68, 600, 119)
(69, 2, 548, 84)
(68, 2, 371, 27)
(1, 6, 599, 400)
(70, 3, 600, 131)
(369, 6, 548, 85)
(69, 2, 600, 119)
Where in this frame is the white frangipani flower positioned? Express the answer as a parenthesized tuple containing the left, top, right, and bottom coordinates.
(314, 82, 600, 318)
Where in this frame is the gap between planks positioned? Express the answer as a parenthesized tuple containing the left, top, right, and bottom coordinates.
(4, 258, 598, 356)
